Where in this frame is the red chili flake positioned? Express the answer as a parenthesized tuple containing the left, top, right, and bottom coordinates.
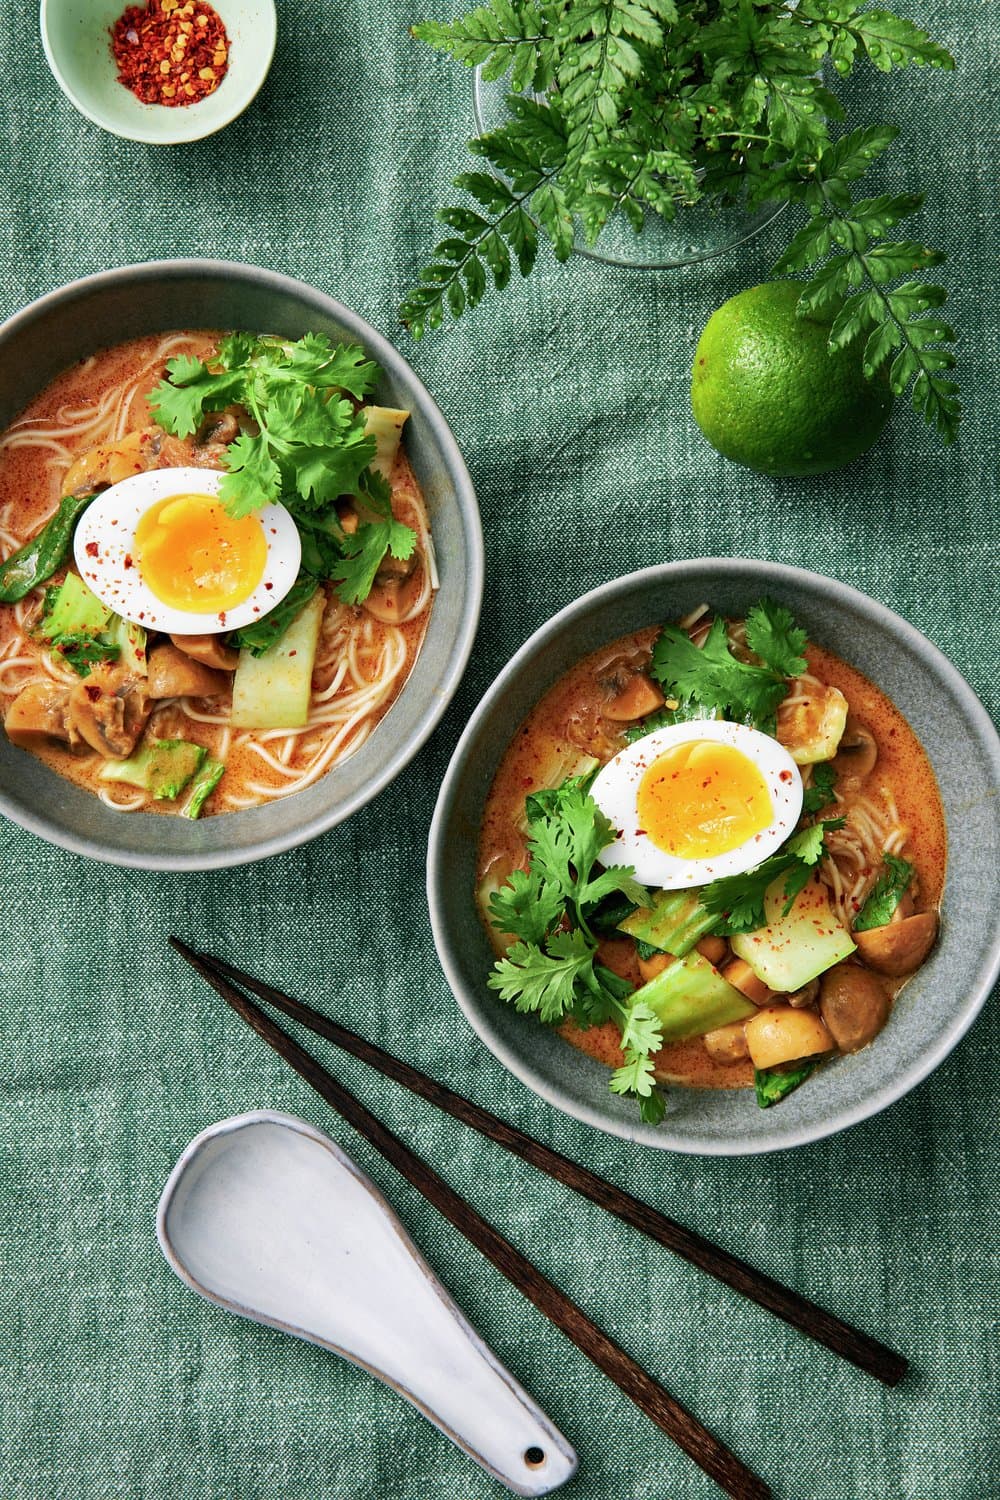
(109, 0, 230, 108)
(779, 769, 792, 783)
(123, 553, 134, 569)
(85, 540, 100, 558)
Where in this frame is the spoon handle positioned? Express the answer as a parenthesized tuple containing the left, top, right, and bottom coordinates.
(174, 939, 771, 1500)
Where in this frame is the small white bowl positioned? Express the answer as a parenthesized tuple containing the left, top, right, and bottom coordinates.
(40, 0, 276, 145)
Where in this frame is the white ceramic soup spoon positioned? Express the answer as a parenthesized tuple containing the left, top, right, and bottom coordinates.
(157, 1111, 578, 1496)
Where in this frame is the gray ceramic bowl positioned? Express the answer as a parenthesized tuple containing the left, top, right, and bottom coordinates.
(0, 261, 482, 869)
(428, 560, 1000, 1154)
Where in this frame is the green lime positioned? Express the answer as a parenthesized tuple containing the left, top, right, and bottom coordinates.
(690, 281, 892, 477)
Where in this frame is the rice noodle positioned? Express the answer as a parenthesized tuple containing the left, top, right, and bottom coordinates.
(819, 783, 910, 926)
(0, 330, 434, 817)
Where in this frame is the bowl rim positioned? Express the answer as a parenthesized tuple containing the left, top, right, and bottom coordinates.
(38, 0, 277, 145)
(427, 558, 1000, 1154)
(0, 259, 484, 870)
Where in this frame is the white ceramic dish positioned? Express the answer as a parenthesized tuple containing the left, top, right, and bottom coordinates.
(157, 1112, 577, 1495)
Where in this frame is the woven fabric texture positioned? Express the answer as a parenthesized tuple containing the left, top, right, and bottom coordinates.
(1, 1, 997, 1497)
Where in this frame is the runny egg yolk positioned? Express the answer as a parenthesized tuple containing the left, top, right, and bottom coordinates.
(636, 739, 774, 860)
(134, 493, 267, 614)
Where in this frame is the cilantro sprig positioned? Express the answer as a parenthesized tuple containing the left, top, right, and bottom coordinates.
(147, 333, 416, 610)
(487, 779, 668, 1122)
(649, 599, 807, 731)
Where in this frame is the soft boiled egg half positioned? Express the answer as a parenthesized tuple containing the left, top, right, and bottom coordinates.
(74, 467, 301, 636)
(590, 719, 804, 889)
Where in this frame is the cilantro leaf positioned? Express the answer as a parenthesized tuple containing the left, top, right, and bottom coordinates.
(147, 360, 245, 439)
(148, 334, 379, 508)
(146, 332, 417, 608)
(487, 929, 598, 1022)
(218, 431, 283, 518)
(802, 763, 838, 814)
(484, 774, 665, 1123)
(700, 818, 845, 934)
(854, 852, 913, 931)
(744, 599, 808, 678)
(523, 781, 645, 926)
(650, 611, 805, 729)
(610, 999, 666, 1121)
(488, 867, 566, 945)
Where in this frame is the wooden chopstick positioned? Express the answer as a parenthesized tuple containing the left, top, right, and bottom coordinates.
(186, 943, 908, 1388)
(170, 935, 771, 1500)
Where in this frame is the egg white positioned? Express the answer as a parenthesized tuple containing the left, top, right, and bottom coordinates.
(590, 719, 804, 890)
(73, 466, 301, 636)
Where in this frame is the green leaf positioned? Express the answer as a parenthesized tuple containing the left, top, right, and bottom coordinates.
(773, 214, 835, 273)
(487, 929, 599, 1023)
(650, 608, 805, 730)
(818, 123, 899, 184)
(218, 432, 283, 517)
(854, 852, 913, 930)
(488, 868, 566, 944)
(700, 818, 845, 934)
(845, 9, 954, 72)
(755, 1061, 815, 1108)
(826, 288, 881, 349)
(744, 598, 808, 678)
(802, 763, 837, 814)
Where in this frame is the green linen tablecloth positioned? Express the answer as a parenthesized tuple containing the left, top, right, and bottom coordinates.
(1, 2, 997, 1497)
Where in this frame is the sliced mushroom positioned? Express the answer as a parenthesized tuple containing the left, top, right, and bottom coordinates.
(744, 1005, 835, 1070)
(853, 911, 939, 976)
(63, 429, 161, 495)
(170, 633, 240, 672)
(68, 665, 151, 758)
(603, 673, 666, 723)
(720, 956, 774, 1006)
(703, 1020, 750, 1064)
(787, 977, 820, 1009)
(195, 409, 242, 449)
(147, 642, 232, 699)
(363, 564, 426, 626)
(831, 716, 878, 788)
(4, 681, 75, 748)
(819, 963, 891, 1052)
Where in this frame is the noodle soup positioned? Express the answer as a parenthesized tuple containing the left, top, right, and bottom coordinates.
(477, 604, 946, 1118)
(0, 332, 434, 817)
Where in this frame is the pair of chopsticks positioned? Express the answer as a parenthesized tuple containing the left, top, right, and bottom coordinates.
(170, 939, 907, 1500)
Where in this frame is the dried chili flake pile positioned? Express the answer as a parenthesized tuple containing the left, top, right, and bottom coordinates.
(110, 0, 230, 107)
